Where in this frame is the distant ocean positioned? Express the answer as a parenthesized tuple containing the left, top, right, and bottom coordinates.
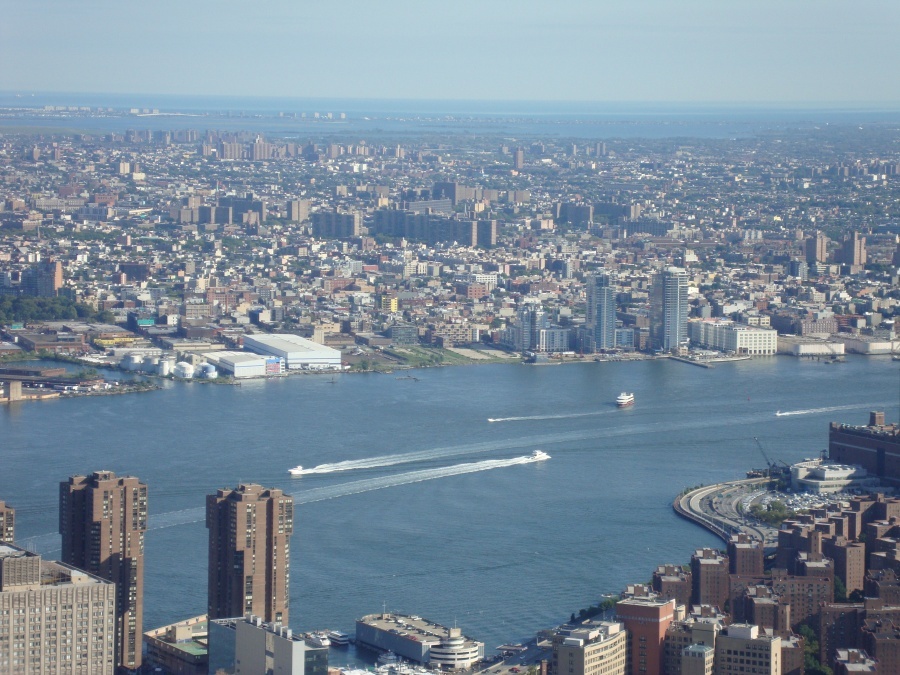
(2, 92, 899, 139)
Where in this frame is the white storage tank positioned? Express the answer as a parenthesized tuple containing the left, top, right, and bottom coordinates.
(157, 358, 173, 376)
(123, 353, 143, 371)
(142, 356, 159, 372)
(200, 363, 218, 379)
(174, 362, 195, 379)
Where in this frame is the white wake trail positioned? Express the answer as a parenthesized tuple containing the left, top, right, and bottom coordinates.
(488, 410, 612, 423)
(145, 454, 548, 530)
(775, 403, 882, 417)
(294, 454, 547, 505)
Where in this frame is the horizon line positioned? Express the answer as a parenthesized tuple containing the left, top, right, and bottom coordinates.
(4, 90, 900, 111)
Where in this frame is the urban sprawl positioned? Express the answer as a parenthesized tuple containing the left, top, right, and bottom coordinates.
(1, 106, 900, 674)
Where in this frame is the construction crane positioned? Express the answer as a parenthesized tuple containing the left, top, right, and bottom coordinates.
(754, 437, 774, 476)
(754, 437, 790, 479)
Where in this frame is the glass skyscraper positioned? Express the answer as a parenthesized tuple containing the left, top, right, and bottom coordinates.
(650, 267, 689, 351)
(586, 272, 616, 351)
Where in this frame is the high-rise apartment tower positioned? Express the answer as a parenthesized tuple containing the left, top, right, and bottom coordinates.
(586, 271, 616, 351)
(60, 471, 148, 671)
(649, 266, 689, 352)
(206, 484, 294, 624)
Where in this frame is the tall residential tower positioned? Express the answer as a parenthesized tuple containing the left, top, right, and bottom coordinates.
(60, 471, 148, 671)
(586, 271, 616, 351)
(649, 266, 689, 352)
(206, 484, 294, 624)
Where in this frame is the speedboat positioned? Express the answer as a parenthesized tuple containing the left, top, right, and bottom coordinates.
(616, 392, 635, 407)
(530, 450, 550, 461)
(288, 465, 304, 475)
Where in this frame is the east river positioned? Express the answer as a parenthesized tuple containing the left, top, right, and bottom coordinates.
(1, 356, 897, 655)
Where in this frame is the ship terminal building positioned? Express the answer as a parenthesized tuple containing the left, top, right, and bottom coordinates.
(356, 613, 484, 669)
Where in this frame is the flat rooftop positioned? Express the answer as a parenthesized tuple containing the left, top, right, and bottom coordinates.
(358, 613, 476, 644)
(244, 333, 339, 355)
(0, 542, 29, 558)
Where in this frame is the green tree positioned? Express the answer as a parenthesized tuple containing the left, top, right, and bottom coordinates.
(834, 576, 847, 603)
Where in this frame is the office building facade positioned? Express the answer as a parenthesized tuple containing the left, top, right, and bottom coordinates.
(60, 471, 148, 671)
(615, 595, 676, 675)
(714, 624, 780, 675)
(206, 484, 294, 624)
(551, 621, 627, 675)
(0, 543, 117, 674)
(208, 615, 328, 675)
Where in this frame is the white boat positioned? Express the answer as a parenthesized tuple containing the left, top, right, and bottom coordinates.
(328, 630, 350, 646)
(530, 450, 550, 461)
(289, 465, 304, 475)
(378, 651, 400, 666)
(305, 632, 331, 648)
(616, 392, 635, 407)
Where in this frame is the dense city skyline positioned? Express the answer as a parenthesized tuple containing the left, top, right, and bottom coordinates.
(3, 0, 900, 104)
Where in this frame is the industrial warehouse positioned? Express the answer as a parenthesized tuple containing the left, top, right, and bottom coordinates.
(242, 333, 343, 371)
(204, 351, 285, 378)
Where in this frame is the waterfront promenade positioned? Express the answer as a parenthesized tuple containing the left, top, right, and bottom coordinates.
(674, 477, 778, 548)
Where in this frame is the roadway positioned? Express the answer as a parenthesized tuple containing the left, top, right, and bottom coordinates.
(675, 477, 779, 549)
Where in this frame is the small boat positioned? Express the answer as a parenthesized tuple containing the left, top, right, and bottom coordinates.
(530, 450, 550, 462)
(378, 651, 400, 666)
(328, 630, 350, 646)
(305, 632, 331, 648)
(616, 392, 635, 407)
(288, 465, 304, 475)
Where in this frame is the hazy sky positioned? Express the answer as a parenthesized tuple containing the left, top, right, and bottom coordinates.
(2, 0, 898, 104)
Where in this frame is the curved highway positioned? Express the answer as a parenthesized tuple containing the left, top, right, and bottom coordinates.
(674, 477, 779, 549)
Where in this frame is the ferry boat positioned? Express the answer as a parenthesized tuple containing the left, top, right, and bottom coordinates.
(530, 450, 550, 462)
(288, 465, 304, 475)
(616, 392, 635, 407)
(328, 630, 350, 646)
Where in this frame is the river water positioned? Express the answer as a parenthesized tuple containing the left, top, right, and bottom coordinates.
(1, 356, 897, 656)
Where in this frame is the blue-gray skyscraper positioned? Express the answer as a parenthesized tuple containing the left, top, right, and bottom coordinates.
(518, 303, 549, 351)
(650, 267, 689, 351)
(586, 272, 616, 351)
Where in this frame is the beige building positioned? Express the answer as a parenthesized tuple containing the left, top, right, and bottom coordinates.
(681, 644, 714, 675)
(551, 621, 627, 675)
(714, 624, 780, 675)
(206, 484, 294, 624)
(0, 543, 116, 674)
(60, 471, 148, 671)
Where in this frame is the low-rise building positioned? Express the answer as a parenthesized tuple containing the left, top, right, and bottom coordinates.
(550, 621, 627, 675)
(208, 615, 328, 675)
(143, 615, 208, 675)
(355, 613, 483, 669)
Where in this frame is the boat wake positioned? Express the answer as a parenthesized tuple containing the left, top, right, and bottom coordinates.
(488, 410, 613, 423)
(775, 403, 881, 417)
(293, 433, 565, 475)
(294, 453, 548, 505)
(143, 454, 550, 529)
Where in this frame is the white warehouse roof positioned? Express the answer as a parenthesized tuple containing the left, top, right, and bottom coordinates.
(242, 334, 341, 370)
